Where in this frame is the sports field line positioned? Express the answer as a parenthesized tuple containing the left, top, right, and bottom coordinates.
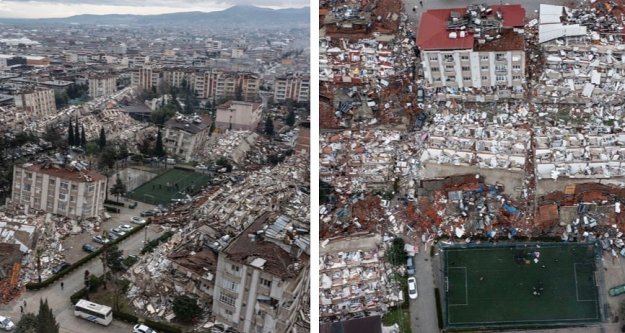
(448, 266, 468, 306)
(574, 263, 599, 302)
(449, 315, 600, 325)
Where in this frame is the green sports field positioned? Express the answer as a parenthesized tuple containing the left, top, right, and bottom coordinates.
(126, 168, 210, 205)
(443, 243, 600, 329)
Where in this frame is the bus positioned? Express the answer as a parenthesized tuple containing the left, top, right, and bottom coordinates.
(73, 299, 113, 326)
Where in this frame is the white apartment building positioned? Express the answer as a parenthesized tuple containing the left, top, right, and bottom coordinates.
(194, 71, 260, 102)
(88, 75, 117, 98)
(274, 73, 310, 103)
(215, 101, 262, 131)
(161, 68, 196, 90)
(131, 66, 160, 89)
(212, 213, 310, 333)
(14, 88, 57, 116)
(163, 114, 212, 162)
(12, 163, 107, 219)
(417, 4, 526, 97)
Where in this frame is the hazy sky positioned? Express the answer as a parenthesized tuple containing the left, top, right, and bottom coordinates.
(0, 0, 309, 18)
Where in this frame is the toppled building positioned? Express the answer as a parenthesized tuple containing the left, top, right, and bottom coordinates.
(417, 4, 526, 100)
(215, 101, 262, 132)
(163, 113, 212, 162)
(14, 88, 57, 117)
(11, 161, 106, 219)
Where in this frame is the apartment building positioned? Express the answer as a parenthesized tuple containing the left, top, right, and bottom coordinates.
(163, 113, 212, 162)
(212, 213, 310, 333)
(131, 66, 161, 89)
(14, 88, 57, 116)
(11, 163, 107, 219)
(88, 75, 117, 98)
(195, 71, 260, 102)
(215, 101, 262, 131)
(417, 4, 526, 97)
(161, 68, 196, 90)
(274, 73, 310, 103)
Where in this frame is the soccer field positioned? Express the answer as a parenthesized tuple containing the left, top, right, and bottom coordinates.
(443, 243, 601, 329)
(126, 168, 211, 205)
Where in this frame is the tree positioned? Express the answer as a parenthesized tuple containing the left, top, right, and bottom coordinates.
(15, 313, 37, 333)
(234, 82, 243, 101)
(172, 295, 202, 323)
(264, 117, 274, 136)
(320, 180, 335, 204)
(73, 119, 80, 147)
(385, 238, 406, 266)
(110, 176, 127, 202)
(286, 108, 296, 126)
(215, 157, 232, 172)
(80, 125, 86, 148)
(36, 299, 59, 333)
(67, 120, 74, 147)
(106, 244, 124, 273)
(154, 129, 165, 158)
(98, 127, 106, 150)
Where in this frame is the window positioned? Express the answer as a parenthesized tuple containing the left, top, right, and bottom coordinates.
(443, 54, 453, 62)
(481, 55, 489, 61)
(88, 185, 95, 193)
(513, 65, 521, 70)
(461, 55, 469, 60)
(513, 76, 521, 80)
(431, 67, 439, 72)
(25, 172, 32, 179)
(71, 184, 77, 190)
(222, 278, 238, 291)
(59, 193, 67, 201)
(463, 77, 471, 81)
(24, 184, 31, 192)
(429, 56, 437, 61)
(444, 65, 454, 70)
(260, 278, 272, 288)
(58, 202, 67, 211)
(60, 182, 69, 190)
(434, 77, 441, 82)
(481, 76, 488, 80)
(219, 291, 236, 307)
(49, 179, 56, 186)
(231, 264, 240, 272)
(225, 309, 234, 316)
(495, 65, 507, 71)
(461, 66, 470, 71)
(496, 53, 506, 61)
(481, 66, 488, 70)
(496, 75, 506, 81)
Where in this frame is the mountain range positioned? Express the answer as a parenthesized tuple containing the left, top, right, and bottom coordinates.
(0, 5, 310, 29)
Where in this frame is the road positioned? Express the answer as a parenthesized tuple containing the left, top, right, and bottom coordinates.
(409, 247, 440, 333)
(0, 204, 163, 332)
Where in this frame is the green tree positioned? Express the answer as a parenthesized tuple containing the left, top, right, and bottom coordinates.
(138, 138, 152, 155)
(264, 117, 274, 136)
(172, 295, 202, 323)
(385, 238, 406, 266)
(106, 244, 124, 273)
(98, 127, 106, 149)
(85, 142, 99, 156)
(80, 125, 86, 148)
(110, 176, 127, 202)
(36, 299, 59, 333)
(154, 129, 165, 158)
(15, 313, 37, 333)
(286, 108, 296, 126)
(234, 82, 243, 101)
(67, 120, 74, 146)
(73, 119, 80, 147)
(54, 92, 69, 109)
(320, 180, 335, 204)
(98, 146, 117, 170)
(215, 157, 232, 172)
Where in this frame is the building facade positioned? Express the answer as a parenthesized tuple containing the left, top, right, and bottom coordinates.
(212, 213, 310, 333)
(163, 114, 212, 162)
(417, 4, 526, 98)
(88, 75, 117, 98)
(194, 71, 260, 102)
(11, 164, 107, 219)
(131, 66, 160, 89)
(14, 89, 57, 116)
(274, 73, 310, 103)
(215, 101, 262, 131)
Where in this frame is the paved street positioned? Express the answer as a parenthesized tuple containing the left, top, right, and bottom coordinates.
(409, 246, 439, 333)
(0, 199, 163, 332)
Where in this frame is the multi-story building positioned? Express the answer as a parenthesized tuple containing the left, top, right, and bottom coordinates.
(417, 4, 526, 98)
(88, 75, 117, 98)
(163, 113, 212, 162)
(274, 73, 310, 103)
(212, 213, 310, 333)
(215, 101, 262, 131)
(131, 66, 161, 90)
(14, 88, 57, 116)
(161, 68, 196, 90)
(194, 71, 259, 102)
(11, 163, 107, 219)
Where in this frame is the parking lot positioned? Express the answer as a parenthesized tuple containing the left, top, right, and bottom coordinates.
(61, 199, 156, 263)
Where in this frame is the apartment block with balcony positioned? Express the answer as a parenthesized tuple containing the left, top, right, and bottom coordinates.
(274, 73, 310, 103)
(194, 71, 260, 102)
(131, 66, 161, 90)
(14, 88, 57, 116)
(212, 213, 310, 333)
(88, 75, 117, 98)
(417, 4, 526, 100)
(11, 163, 107, 219)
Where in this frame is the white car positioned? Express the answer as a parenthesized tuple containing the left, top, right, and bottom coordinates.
(133, 324, 155, 333)
(408, 277, 418, 299)
(0, 316, 15, 331)
(195, 163, 208, 170)
(119, 224, 134, 232)
(131, 217, 146, 225)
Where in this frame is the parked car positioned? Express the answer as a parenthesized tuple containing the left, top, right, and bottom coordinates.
(133, 324, 155, 333)
(108, 233, 120, 241)
(408, 277, 418, 299)
(92, 235, 110, 245)
(119, 224, 133, 232)
(406, 255, 415, 275)
(609, 284, 625, 296)
(195, 163, 208, 170)
(140, 210, 155, 217)
(417, 87, 425, 103)
(52, 262, 71, 274)
(131, 217, 147, 225)
(128, 201, 138, 209)
(111, 227, 128, 237)
(0, 316, 15, 331)
(82, 243, 97, 253)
